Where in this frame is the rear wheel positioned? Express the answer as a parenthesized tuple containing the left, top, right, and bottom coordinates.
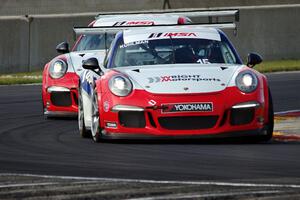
(91, 90, 103, 142)
(78, 87, 91, 138)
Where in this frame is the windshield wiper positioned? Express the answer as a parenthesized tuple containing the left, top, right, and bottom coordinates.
(169, 36, 175, 64)
(104, 32, 108, 55)
(139, 43, 167, 63)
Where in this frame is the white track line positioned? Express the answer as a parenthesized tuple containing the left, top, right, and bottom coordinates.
(0, 182, 58, 189)
(1, 173, 300, 189)
(275, 109, 300, 115)
(127, 190, 282, 200)
(0, 181, 101, 189)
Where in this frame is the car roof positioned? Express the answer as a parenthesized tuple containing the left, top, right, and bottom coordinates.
(93, 14, 181, 26)
(122, 26, 221, 44)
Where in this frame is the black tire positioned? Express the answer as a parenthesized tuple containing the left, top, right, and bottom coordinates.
(257, 88, 274, 142)
(42, 98, 47, 119)
(91, 89, 103, 143)
(42, 91, 49, 120)
(78, 86, 91, 138)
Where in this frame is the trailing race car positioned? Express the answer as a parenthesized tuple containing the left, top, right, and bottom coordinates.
(42, 13, 191, 117)
(79, 22, 274, 142)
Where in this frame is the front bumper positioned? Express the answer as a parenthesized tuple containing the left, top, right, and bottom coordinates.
(42, 72, 79, 116)
(98, 87, 267, 138)
(100, 128, 267, 140)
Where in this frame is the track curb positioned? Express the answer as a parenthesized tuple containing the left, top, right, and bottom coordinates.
(274, 110, 300, 141)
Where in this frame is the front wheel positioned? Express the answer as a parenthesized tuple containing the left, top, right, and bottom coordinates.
(258, 88, 274, 142)
(91, 90, 103, 142)
(78, 87, 91, 138)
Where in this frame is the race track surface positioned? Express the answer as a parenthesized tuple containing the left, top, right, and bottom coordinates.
(0, 72, 299, 199)
(266, 72, 300, 112)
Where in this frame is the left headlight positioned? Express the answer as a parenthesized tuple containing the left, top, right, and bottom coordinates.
(49, 59, 68, 79)
(235, 71, 258, 93)
(109, 75, 133, 97)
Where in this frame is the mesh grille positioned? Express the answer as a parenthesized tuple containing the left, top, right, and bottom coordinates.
(230, 108, 255, 125)
(158, 116, 218, 130)
(50, 92, 72, 107)
(119, 111, 146, 128)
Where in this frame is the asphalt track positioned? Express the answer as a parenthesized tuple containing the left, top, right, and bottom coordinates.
(0, 72, 299, 199)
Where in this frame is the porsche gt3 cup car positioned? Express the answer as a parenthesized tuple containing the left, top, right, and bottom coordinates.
(79, 24, 274, 142)
(42, 13, 191, 117)
(77, 10, 241, 137)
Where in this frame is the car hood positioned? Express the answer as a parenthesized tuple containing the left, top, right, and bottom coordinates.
(67, 50, 106, 75)
(115, 64, 241, 94)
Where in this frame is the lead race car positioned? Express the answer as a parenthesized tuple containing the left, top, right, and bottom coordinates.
(77, 9, 242, 136)
(78, 15, 274, 142)
(42, 12, 192, 117)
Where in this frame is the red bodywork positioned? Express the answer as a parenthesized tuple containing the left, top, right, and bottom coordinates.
(94, 70, 270, 137)
(42, 55, 79, 115)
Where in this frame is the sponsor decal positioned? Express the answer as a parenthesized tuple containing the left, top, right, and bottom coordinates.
(126, 21, 154, 25)
(196, 59, 210, 64)
(113, 21, 154, 26)
(148, 32, 197, 38)
(162, 103, 213, 113)
(120, 40, 148, 48)
(147, 75, 221, 83)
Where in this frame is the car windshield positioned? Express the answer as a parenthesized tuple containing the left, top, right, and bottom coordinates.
(111, 38, 238, 68)
(74, 33, 115, 51)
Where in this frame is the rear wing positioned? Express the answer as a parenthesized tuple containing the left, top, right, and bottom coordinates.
(74, 9, 239, 36)
(95, 9, 239, 23)
(73, 22, 237, 36)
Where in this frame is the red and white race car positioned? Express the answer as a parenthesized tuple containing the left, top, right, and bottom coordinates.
(79, 23, 274, 142)
(42, 13, 191, 117)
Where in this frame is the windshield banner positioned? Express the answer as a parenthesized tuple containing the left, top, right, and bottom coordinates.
(123, 30, 221, 44)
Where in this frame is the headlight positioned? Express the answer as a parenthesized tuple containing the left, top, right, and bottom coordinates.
(109, 75, 132, 97)
(235, 71, 258, 93)
(49, 59, 68, 79)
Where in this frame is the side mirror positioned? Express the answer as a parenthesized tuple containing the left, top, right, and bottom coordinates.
(56, 42, 69, 54)
(82, 57, 100, 70)
(247, 53, 263, 68)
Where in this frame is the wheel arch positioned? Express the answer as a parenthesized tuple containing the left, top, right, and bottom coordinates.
(261, 74, 273, 125)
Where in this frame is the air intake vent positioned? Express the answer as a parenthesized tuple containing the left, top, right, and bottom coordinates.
(119, 111, 146, 128)
(158, 116, 218, 130)
(50, 92, 72, 107)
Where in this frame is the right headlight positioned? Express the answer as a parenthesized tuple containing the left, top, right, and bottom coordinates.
(108, 75, 132, 97)
(49, 59, 68, 79)
(235, 71, 258, 93)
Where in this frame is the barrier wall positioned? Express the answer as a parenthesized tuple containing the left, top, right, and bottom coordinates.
(29, 15, 93, 71)
(0, 4, 300, 73)
(230, 5, 300, 61)
(0, 17, 30, 73)
(0, 0, 298, 15)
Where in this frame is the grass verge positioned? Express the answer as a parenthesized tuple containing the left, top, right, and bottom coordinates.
(0, 60, 300, 85)
(0, 71, 42, 85)
(254, 60, 300, 73)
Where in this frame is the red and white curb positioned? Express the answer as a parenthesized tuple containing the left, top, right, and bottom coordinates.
(273, 110, 300, 141)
